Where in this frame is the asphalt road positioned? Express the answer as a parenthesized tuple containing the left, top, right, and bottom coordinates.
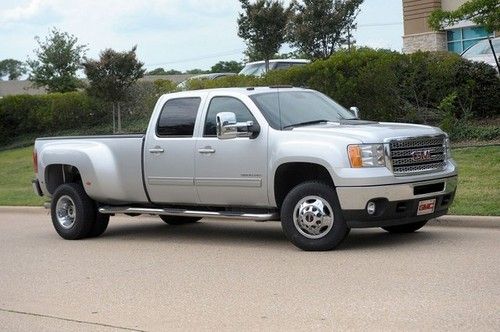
(0, 208, 499, 331)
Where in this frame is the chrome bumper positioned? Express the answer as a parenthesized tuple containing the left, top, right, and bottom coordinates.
(336, 176, 457, 210)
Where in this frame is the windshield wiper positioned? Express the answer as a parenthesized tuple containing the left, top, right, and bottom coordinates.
(283, 120, 331, 129)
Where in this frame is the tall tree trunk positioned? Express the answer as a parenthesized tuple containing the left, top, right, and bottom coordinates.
(117, 102, 122, 133)
(112, 102, 116, 134)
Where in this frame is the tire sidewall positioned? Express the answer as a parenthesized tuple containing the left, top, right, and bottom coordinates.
(51, 183, 96, 240)
(281, 182, 349, 251)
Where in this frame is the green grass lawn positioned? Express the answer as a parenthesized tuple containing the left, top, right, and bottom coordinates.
(0, 145, 498, 215)
(0, 147, 45, 206)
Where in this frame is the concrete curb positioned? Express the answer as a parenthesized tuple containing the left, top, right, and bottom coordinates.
(1, 206, 499, 228)
(430, 215, 500, 229)
(0, 206, 48, 215)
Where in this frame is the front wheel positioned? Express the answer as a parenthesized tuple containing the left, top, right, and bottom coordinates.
(382, 220, 428, 233)
(280, 181, 349, 251)
(160, 216, 201, 225)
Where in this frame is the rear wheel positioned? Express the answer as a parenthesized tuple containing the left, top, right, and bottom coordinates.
(280, 181, 349, 251)
(160, 216, 201, 225)
(51, 183, 97, 240)
(382, 220, 428, 233)
(87, 212, 110, 238)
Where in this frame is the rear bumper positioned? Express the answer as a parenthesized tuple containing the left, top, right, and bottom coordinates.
(336, 176, 457, 228)
(32, 179, 43, 197)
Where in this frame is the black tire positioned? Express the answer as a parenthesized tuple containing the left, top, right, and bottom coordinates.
(160, 216, 201, 225)
(280, 181, 350, 251)
(87, 212, 110, 238)
(51, 183, 97, 240)
(382, 220, 428, 233)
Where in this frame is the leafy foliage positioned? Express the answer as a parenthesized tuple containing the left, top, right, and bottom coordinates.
(211, 61, 244, 73)
(83, 46, 145, 102)
(1, 49, 499, 148)
(186, 68, 210, 74)
(187, 48, 500, 124)
(83, 46, 145, 132)
(428, 0, 500, 32)
(0, 59, 27, 80)
(27, 28, 87, 93)
(288, 0, 364, 59)
(238, 0, 291, 71)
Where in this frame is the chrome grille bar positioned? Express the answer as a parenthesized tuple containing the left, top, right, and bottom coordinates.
(389, 135, 446, 176)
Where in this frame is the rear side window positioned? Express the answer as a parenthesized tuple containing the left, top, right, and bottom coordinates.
(204, 97, 256, 137)
(156, 97, 201, 137)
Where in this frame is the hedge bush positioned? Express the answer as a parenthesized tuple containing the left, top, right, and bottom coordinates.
(188, 48, 499, 125)
(1, 48, 498, 147)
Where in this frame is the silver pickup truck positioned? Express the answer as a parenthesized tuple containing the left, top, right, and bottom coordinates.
(33, 87, 457, 250)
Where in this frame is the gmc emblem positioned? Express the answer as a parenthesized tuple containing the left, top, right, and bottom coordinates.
(411, 149, 432, 161)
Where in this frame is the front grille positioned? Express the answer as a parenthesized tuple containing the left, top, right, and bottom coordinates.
(389, 135, 446, 176)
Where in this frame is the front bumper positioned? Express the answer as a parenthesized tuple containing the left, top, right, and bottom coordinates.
(336, 176, 457, 228)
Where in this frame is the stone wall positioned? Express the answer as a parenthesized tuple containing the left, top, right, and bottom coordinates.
(403, 32, 447, 53)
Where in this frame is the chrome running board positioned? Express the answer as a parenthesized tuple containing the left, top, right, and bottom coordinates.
(98, 206, 279, 221)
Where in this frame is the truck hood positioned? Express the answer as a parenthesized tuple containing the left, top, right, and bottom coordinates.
(290, 120, 444, 143)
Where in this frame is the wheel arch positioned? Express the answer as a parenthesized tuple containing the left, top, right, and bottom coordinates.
(272, 161, 335, 209)
(45, 164, 84, 195)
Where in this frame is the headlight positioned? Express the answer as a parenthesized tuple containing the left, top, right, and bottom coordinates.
(444, 137, 452, 159)
(348, 144, 386, 168)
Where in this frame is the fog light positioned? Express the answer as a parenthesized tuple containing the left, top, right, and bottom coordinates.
(367, 202, 376, 215)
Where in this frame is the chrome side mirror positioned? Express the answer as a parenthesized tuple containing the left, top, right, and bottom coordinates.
(350, 106, 360, 119)
(216, 112, 255, 140)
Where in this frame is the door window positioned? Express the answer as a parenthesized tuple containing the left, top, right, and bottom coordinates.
(203, 97, 257, 137)
(156, 97, 201, 137)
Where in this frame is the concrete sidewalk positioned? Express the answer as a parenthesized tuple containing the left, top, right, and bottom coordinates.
(1, 206, 498, 228)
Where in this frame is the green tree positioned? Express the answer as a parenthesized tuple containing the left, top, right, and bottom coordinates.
(83, 46, 145, 133)
(288, 0, 364, 59)
(0, 59, 27, 80)
(428, 0, 500, 32)
(27, 28, 87, 92)
(147, 67, 168, 75)
(165, 69, 183, 75)
(211, 61, 244, 73)
(186, 68, 209, 74)
(238, 0, 291, 72)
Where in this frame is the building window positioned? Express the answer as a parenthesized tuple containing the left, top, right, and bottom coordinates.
(447, 26, 493, 54)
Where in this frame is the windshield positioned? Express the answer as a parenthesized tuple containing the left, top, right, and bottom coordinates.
(239, 63, 267, 76)
(250, 90, 355, 130)
(463, 39, 500, 57)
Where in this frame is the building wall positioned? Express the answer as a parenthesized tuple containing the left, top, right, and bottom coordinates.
(402, 0, 446, 53)
(441, 0, 467, 11)
(402, 0, 497, 54)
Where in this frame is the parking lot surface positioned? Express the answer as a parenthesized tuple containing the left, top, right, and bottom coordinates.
(0, 209, 499, 331)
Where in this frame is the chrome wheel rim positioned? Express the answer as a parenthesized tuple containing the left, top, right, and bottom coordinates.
(293, 195, 334, 239)
(55, 195, 76, 229)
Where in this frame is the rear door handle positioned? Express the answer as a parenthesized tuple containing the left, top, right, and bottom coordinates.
(149, 147, 164, 154)
(198, 147, 216, 154)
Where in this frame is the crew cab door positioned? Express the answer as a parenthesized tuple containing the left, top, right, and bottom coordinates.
(144, 96, 203, 204)
(195, 93, 269, 206)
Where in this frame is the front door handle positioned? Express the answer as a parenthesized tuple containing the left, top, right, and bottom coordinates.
(198, 147, 216, 154)
(149, 147, 164, 154)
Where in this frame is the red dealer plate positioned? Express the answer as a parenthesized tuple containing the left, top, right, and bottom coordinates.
(417, 199, 436, 216)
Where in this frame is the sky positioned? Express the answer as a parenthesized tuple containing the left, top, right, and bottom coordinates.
(0, 0, 404, 72)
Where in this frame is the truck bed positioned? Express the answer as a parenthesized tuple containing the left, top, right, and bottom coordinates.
(35, 134, 149, 204)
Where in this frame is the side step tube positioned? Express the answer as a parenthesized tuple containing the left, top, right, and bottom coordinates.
(98, 206, 279, 221)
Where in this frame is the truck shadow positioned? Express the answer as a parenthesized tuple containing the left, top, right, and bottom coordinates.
(100, 218, 446, 251)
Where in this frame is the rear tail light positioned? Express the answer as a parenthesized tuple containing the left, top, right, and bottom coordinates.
(32, 149, 38, 174)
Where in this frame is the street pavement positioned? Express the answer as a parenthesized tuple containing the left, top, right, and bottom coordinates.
(0, 208, 499, 331)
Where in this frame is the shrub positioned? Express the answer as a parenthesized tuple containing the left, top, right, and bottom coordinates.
(186, 48, 499, 127)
